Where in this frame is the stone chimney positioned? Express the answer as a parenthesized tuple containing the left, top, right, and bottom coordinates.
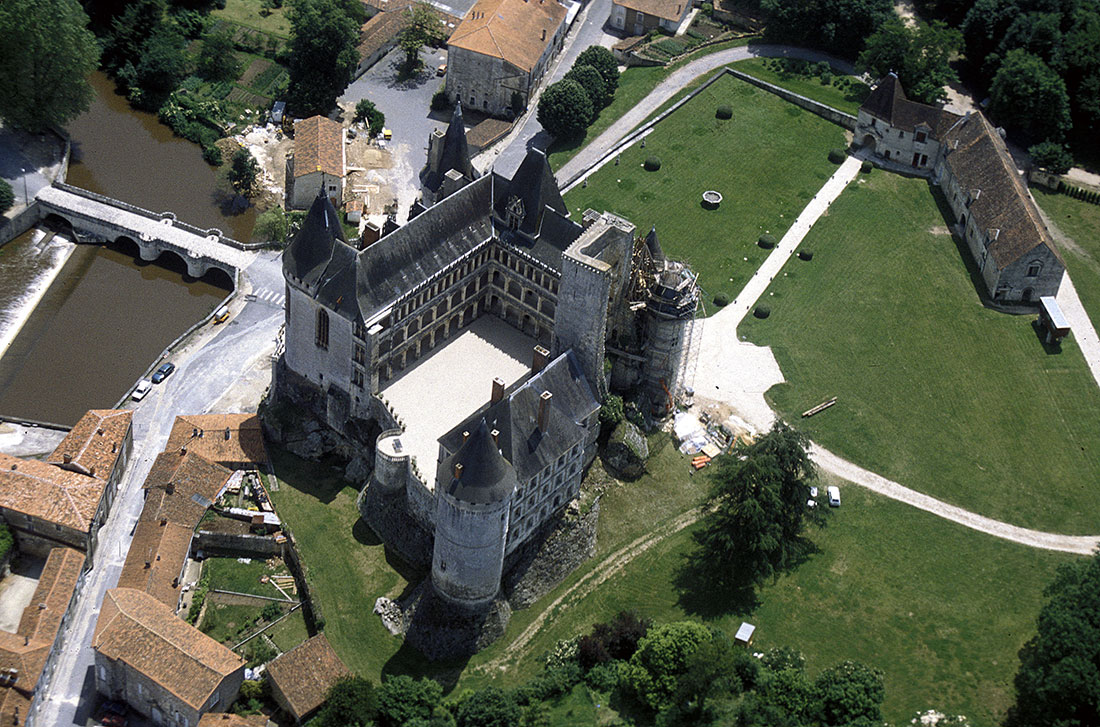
(224, 427, 231, 441)
(491, 428, 500, 445)
(360, 221, 382, 250)
(532, 345, 549, 374)
(462, 430, 470, 444)
(491, 377, 505, 403)
(454, 462, 464, 479)
(538, 391, 553, 431)
(63, 454, 72, 464)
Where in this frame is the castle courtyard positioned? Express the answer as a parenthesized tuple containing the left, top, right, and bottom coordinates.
(378, 315, 536, 486)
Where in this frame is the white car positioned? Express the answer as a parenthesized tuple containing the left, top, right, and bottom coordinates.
(827, 486, 841, 507)
(131, 380, 153, 401)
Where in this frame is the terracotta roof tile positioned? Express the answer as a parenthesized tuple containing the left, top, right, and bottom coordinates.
(447, 0, 568, 73)
(294, 117, 345, 180)
(47, 409, 132, 479)
(116, 518, 194, 608)
(0, 633, 50, 694)
(17, 547, 83, 641)
(266, 634, 349, 720)
(357, 9, 410, 62)
(0, 453, 105, 532)
(94, 589, 244, 712)
(165, 415, 269, 468)
(198, 714, 268, 727)
(614, 0, 689, 22)
(142, 450, 233, 523)
(0, 688, 31, 726)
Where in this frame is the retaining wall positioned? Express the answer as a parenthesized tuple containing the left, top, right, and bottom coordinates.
(725, 69, 856, 130)
(0, 201, 44, 246)
(193, 530, 283, 559)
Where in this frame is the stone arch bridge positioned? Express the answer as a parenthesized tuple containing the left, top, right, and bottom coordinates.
(35, 183, 256, 282)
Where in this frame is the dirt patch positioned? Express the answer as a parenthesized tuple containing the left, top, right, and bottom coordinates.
(929, 225, 950, 235)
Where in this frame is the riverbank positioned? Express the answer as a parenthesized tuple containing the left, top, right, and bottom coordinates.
(0, 231, 75, 362)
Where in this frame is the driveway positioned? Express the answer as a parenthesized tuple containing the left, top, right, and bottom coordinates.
(341, 47, 448, 222)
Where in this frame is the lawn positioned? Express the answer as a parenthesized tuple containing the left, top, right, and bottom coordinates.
(200, 601, 263, 646)
(562, 74, 847, 304)
(203, 556, 284, 599)
(732, 58, 870, 115)
(212, 0, 291, 38)
(738, 171, 1100, 533)
(1032, 187, 1100, 330)
(268, 608, 310, 652)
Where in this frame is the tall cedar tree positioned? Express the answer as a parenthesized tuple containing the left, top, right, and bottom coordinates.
(0, 0, 99, 131)
(399, 3, 445, 71)
(286, 0, 359, 117)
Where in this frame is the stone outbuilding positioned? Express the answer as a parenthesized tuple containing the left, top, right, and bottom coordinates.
(266, 634, 350, 724)
(289, 116, 345, 210)
(94, 588, 246, 727)
(609, 0, 691, 35)
(445, 0, 570, 117)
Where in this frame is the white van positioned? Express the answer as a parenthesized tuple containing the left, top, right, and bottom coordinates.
(827, 486, 841, 507)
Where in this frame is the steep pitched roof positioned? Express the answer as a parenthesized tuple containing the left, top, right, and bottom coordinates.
(0, 453, 105, 532)
(165, 414, 269, 468)
(116, 518, 194, 607)
(441, 418, 519, 504)
(283, 192, 352, 290)
(94, 589, 244, 712)
(645, 226, 665, 262)
(424, 102, 478, 194)
(48, 409, 131, 478)
(493, 147, 568, 238)
(293, 116, 344, 179)
(447, 0, 568, 73)
(357, 8, 410, 63)
(614, 0, 690, 22)
(940, 112, 1065, 271)
(266, 634, 350, 721)
(861, 73, 959, 135)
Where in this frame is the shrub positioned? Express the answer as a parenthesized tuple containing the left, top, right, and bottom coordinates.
(431, 88, 450, 112)
(701, 1, 714, 15)
(599, 394, 625, 428)
(187, 573, 211, 624)
(0, 180, 14, 215)
(202, 144, 223, 166)
(758, 233, 776, 249)
(754, 305, 771, 319)
(828, 148, 846, 164)
(716, 105, 732, 119)
(585, 661, 624, 691)
(261, 602, 283, 621)
(860, 160, 873, 173)
(714, 293, 730, 306)
(644, 156, 661, 171)
(565, 64, 612, 109)
(537, 79, 594, 139)
(0, 523, 11, 563)
(798, 250, 813, 261)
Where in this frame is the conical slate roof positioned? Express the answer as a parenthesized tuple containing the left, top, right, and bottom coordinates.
(645, 226, 665, 262)
(442, 418, 517, 505)
(424, 102, 478, 193)
(283, 191, 346, 289)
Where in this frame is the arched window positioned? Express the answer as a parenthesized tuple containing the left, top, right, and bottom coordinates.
(1026, 260, 1042, 277)
(315, 308, 329, 349)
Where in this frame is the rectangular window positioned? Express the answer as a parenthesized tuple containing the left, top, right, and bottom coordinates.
(354, 320, 367, 339)
(915, 131, 927, 143)
(315, 309, 329, 349)
(351, 369, 364, 389)
(353, 345, 367, 365)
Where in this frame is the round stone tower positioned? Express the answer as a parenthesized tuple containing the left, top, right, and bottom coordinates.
(372, 429, 409, 496)
(431, 419, 516, 607)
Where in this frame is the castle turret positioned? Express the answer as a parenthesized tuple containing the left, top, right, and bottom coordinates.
(431, 419, 515, 607)
(372, 429, 409, 496)
(422, 102, 478, 205)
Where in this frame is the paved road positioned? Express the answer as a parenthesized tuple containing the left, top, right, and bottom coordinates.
(34, 251, 285, 727)
(0, 127, 51, 209)
(554, 44, 856, 186)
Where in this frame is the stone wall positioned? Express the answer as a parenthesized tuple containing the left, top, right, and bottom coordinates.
(357, 484, 434, 568)
(400, 582, 512, 661)
(192, 530, 283, 559)
(0, 200, 43, 246)
(503, 498, 599, 609)
(726, 69, 857, 130)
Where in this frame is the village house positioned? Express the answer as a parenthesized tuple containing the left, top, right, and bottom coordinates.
(94, 588, 246, 727)
(856, 74, 1066, 304)
(165, 414, 269, 472)
(289, 116, 345, 210)
(445, 0, 570, 117)
(197, 714, 268, 727)
(0, 409, 132, 561)
(609, 0, 692, 35)
(265, 634, 350, 724)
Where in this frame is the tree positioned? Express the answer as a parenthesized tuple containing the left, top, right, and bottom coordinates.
(813, 660, 885, 726)
(690, 421, 820, 592)
(196, 26, 241, 82)
(762, 0, 894, 59)
(564, 65, 611, 110)
(375, 676, 443, 727)
(286, 0, 360, 117)
(227, 148, 262, 198)
(0, 180, 14, 215)
(672, 630, 744, 717)
(354, 99, 385, 132)
(1007, 551, 1100, 727)
(623, 621, 712, 712)
(399, 3, 445, 71)
(0, 0, 99, 132)
(125, 24, 189, 111)
(254, 205, 288, 242)
(575, 46, 620, 92)
(989, 49, 1072, 142)
(315, 676, 377, 727)
(537, 79, 593, 140)
(103, 0, 166, 73)
(1029, 140, 1074, 173)
(454, 687, 520, 727)
(859, 17, 962, 103)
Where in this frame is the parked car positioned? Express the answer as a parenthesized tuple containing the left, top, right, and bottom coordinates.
(827, 486, 841, 507)
(436, 62, 447, 76)
(151, 362, 176, 383)
(213, 305, 230, 323)
(131, 380, 152, 401)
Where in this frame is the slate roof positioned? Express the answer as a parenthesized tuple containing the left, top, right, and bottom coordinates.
(441, 418, 519, 504)
(266, 634, 350, 721)
(283, 192, 353, 290)
(48, 409, 131, 478)
(166, 414, 269, 468)
(645, 226, 665, 262)
(293, 116, 344, 179)
(0, 453, 105, 533)
(939, 112, 1065, 271)
(861, 73, 959, 136)
(94, 589, 244, 712)
(447, 0, 568, 73)
(614, 0, 690, 22)
(440, 351, 598, 484)
(423, 102, 478, 193)
(493, 148, 568, 238)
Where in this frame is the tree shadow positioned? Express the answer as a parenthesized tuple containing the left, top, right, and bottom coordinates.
(269, 448, 349, 504)
(673, 553, 760, 619)
(381, 640, 469, 694)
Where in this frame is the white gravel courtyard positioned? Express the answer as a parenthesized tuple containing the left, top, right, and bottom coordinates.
(379, 315, 536, 487)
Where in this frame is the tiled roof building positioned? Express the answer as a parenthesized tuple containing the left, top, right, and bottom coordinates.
(266, 634, 349, 724)
(291, 116, 346, 210)
(165, 414, 269, 470)
(610, 0, 691, 33)
(198, 713, 268, 727)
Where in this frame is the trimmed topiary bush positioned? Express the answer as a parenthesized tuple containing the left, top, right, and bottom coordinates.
(644, 156, 661, 171)
(716, 105, 732, 119)
(714, 293, 730, 307)
(828, 148, 846, 164)
(798, 250, 814, 261)
(861, 160, 872, 173)
(754, 305, 770, 319)
(758, 234, 776, 249)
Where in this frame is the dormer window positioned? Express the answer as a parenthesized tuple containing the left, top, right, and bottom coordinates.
(1027, 261, 1042, 277)
(915, 131, 927, 143)
(505, 195, 525, 231)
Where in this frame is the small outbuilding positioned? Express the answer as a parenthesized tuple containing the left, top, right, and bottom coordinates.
(290, 116, 345, 210)
(1038, 296, 1071, 344)
(734, 622, 756, 647)
(267, 634, 350, 724)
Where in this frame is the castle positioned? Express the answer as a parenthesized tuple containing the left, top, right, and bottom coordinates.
(275, 107, 699, 655)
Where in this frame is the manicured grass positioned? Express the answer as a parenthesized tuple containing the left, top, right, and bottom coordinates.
(562, 74, 847, 304)
(738, 171, 1100, 533)
(212, 0, 291, 38)
(732, 58, 870, 115)
(204, 556, 284, 599)
(268, 608, 310, 652)
(1032, 187, 1100, 330)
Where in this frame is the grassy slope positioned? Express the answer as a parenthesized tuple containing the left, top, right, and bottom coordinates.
(732, 58, 869, 115)
(1033, 187, 1100, 328)
(738, 171, 1100, 533)
(212, 0, 291, 38)
(563, 74, 846, 304)
(204, 556, 283, 598)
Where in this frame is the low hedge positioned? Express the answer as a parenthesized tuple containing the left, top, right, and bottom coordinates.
(828, 148, 846, 164)
(644, 156, 662, 171)
(754, 305, 771, 319)
(714, 293, 730, 307)
(758, 234, 776, 249)
(716, 105, 732, 119)
(798, 250, 814, 261)
(860, 160, 873, 173)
